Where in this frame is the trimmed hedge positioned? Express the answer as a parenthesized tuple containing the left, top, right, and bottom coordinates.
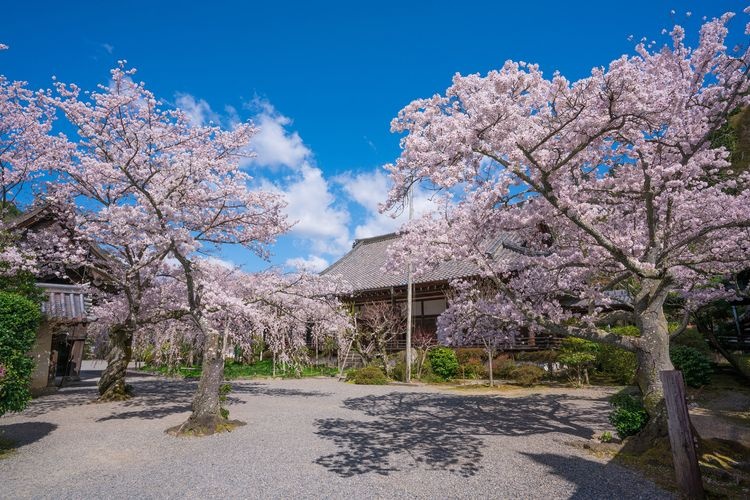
(349, 365, 388, 385)
(510, 364, 545, 386)
(0, 291, 41, 416)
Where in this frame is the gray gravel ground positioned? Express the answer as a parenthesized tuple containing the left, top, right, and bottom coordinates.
(0, 363, 670, 499)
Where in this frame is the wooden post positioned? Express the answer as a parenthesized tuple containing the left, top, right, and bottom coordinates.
(660, 370, 704, 500)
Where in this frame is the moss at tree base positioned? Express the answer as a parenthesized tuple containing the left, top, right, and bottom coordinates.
(165, 416, 246, 437)
(97, 383, 134, 402)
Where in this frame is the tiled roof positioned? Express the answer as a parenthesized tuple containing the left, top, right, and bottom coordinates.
(321, 232, 519, 293)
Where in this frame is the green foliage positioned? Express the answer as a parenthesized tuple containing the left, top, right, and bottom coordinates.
(510, 364, 545, 386)
(350, 365, 388, 385)
(455, 348, 487, 379)
(600, 431, 614, 443)
(670, 328, 711, 356)
(670, 345, 712, 387)
(604, 325, 641, 337)
(0, 202, 21, 221)
(459, 358, 486, 379)
(0, 291, 42, 416)
(140, 359, 338, 379)
(608, 393, 649, 438)
(455, 348, 486, 363)
(709, 106, 750, 174)
(595, 345, 637, 384)
(559, 338, 598, 385)
(427, 347, 459, 380)
(492, 357, 517, 378)
(0, 271, 44, 304)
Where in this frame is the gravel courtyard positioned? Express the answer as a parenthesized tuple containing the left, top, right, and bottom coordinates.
(0, 365, 669, 499)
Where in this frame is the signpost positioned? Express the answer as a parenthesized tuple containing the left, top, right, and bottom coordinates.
(660, 370, 704, 500)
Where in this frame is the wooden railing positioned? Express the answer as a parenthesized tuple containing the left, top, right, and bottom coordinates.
(38, 283, 92, 321)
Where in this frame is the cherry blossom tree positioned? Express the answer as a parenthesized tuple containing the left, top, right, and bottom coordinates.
(93, 260, 351, 433)
(0, 44, 68, 275)
(51, 64, 288, 414)
(384, 11, 750, 438)
(441, 281, 517, 386)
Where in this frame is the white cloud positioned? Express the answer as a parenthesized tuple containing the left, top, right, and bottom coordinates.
(175, 93, 221, 127)
(285, 255, 329, 273)
(336, 169, 441, 239)
(262, 164, 351, 255)
(245, 99, 310, 169)
(102, 43, 114, 54)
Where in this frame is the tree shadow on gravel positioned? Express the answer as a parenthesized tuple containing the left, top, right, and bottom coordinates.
(20, 387, 99, 417)
(96, 379, 330, 422)
(520, 452, 667, 499)
(315, 392, 609, 478)
(0, 422, 57, 447)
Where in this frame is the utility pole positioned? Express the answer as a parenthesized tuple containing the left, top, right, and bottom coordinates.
(405, 185, 414, 383)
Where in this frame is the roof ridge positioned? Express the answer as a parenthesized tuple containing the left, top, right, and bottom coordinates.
(352, 232, 399, 246)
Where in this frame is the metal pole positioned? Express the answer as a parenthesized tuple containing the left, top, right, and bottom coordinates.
(405, 186, 414, 383)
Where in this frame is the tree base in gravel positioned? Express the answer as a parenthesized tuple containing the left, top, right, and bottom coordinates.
(165, 416, 246, 437)
(97, 382, 133, 402)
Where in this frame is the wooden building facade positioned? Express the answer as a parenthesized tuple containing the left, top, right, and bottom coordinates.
(8, 206, 98, 395)
(321, 232, 560, 352)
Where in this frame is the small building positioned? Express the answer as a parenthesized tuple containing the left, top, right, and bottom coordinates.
(8, 206, 99, 395)
(321, 232, 559, 351)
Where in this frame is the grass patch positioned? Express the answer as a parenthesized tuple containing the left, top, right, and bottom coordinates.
(140, 359, 338, 379)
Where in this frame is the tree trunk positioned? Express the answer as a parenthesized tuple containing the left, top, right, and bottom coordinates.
(630, 278, 673, 447)
(167, 326, 244, 436)
(98, 324, 133, 401)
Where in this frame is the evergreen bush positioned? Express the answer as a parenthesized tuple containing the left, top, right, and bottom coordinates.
(427, 347, 459, 380)
(608, 393, 648, 438)
(670, 345, 712, 387)
(0, 291, 41, 416)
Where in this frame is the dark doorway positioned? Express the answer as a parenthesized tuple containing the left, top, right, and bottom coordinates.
(51, 333, 72, 377)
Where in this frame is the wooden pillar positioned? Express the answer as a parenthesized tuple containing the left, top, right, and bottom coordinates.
(660, 370, 704, 500)
(68, 339, 85, 380)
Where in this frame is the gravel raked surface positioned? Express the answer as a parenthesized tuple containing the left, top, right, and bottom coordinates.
(0, 364, 671, 499)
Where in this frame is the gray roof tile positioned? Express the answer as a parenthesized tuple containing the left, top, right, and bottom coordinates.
(321, 232, 518, 293)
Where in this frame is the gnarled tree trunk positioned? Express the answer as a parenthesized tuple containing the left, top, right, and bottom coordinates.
(630, 278, 673, 446)
(167, 324, 244, 436)
(98, 323, 133, 401)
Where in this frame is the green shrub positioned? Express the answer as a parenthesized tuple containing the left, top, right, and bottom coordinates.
(670, 345, 712, 387)
(459, 358, 486, 379)
(670, 328, 711, 356)
(351, 365, 388, 385)
(559, 338, 598, 385)
(510, 364, 545, 386)
(0, 291, 41, 416)
(492, 357, 517, 378)
(516, 350, 559, 364)
(428, 347, 459, 380)
(455, 348, 486, 364)
(608, 393, 648, 438)
(595, 345, 637, 384)
(600, 431, 614, 443)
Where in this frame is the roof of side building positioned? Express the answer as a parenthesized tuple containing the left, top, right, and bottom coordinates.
(320, 232, 519, 293)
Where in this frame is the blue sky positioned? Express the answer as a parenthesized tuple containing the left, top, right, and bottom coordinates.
(1, 0, 745, 272)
